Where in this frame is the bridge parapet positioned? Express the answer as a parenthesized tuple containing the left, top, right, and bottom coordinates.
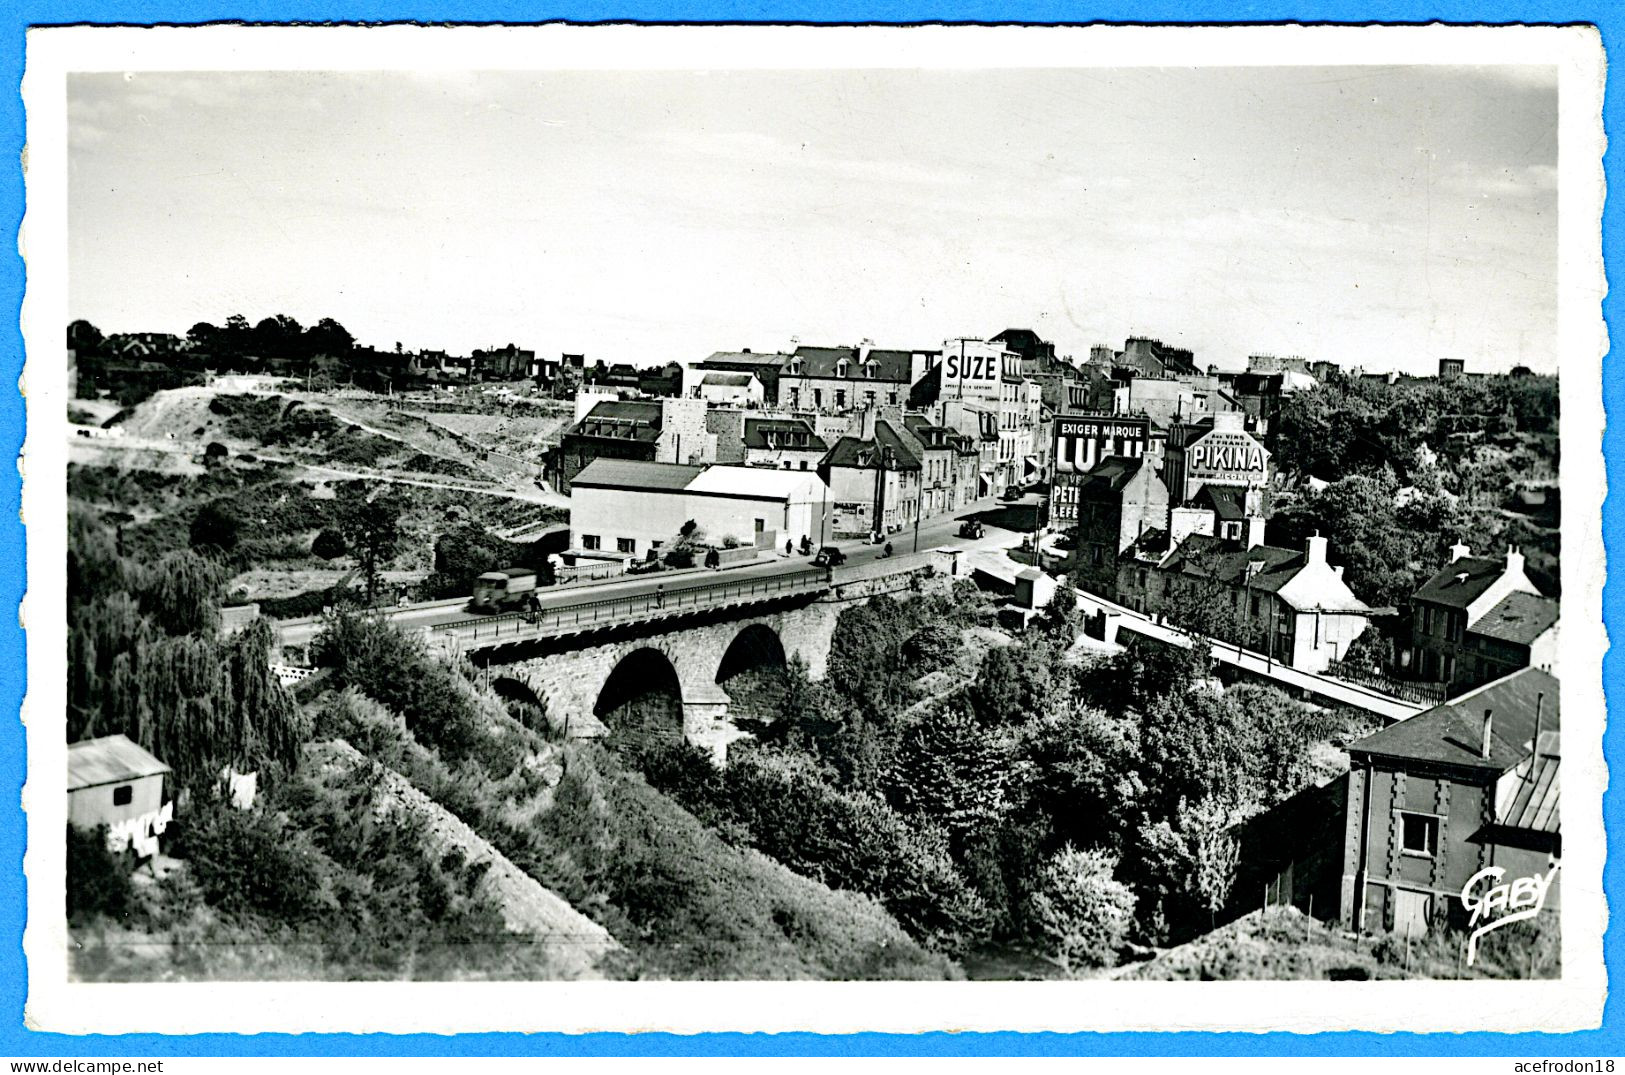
(431, 567, 831, 653)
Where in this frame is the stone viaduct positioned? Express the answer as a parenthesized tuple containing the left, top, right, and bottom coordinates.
(468, 563, 949, 762)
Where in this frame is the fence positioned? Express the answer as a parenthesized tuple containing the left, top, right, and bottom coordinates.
(1323, 662, 1448, 706)
(430, 567, 831, 647)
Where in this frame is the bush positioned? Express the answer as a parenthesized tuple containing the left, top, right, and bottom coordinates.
(311, 527, 348, 560)
(1025, 846, 1136, 973)
(66, 825, 136, 924)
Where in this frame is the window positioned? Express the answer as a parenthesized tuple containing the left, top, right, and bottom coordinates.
(836, 360, 850, 377)
(799, 461, 809, 470)
(581, 534, 601, 550)
(1250, 595, 1261, 617)
(865, 391, 876, 407)
(787, 388, 800, 408)
(835, 389, 847, 409)
(754, 518, 765, 534)
(112, 785, 133, 807)
(813, 389, 823, 409)
(1400, 812, 1440, 858)
(616, 537, 635, 554)
(888, 392, 898, 405)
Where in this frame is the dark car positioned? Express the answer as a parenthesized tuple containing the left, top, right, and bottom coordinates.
(813, 546, 848, 568)
(958, 520, 985, 539)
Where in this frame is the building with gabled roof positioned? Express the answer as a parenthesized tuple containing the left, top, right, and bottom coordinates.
(1407, 544, 1541, 688)
(818, 410, 923, 538)
(777, 342, 934, 415)
(742, 416, 827, 472)
(1340, 667, 1560, 936)
(551, 397, 715, 493)
(1067, 456, 1170, 599)
(1122, 531, 1373, 672)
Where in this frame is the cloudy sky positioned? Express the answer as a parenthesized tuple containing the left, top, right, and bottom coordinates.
(67, 65, 1558, 374)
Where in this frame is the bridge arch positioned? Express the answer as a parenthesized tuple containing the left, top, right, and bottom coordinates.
(594, 646, 686, 748)
(490, 674, 555, 734)
(715, 622, 789, 684)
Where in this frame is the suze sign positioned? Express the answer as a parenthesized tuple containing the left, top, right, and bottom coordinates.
(1185, 430, 1269, 485)
(942, 349, 1005, 398)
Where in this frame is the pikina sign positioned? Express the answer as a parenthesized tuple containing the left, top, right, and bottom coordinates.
(1185, 429, 1269, 485)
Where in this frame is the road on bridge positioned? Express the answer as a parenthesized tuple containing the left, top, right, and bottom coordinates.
(273, 494, 1032, 651)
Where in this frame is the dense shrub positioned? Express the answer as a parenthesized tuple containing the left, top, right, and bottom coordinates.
(311, 527, 348, 560)
(66, 825, 136, 925)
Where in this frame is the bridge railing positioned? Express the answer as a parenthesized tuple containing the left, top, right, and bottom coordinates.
(430, 567, 831, 647)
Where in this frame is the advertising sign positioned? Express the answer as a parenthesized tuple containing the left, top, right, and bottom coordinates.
(940, 341, 1008, 401)
(1053, 414, 1149, 474)
(1185, 429, 1268, 485)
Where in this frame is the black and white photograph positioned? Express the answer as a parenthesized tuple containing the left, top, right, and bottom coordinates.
(22, 23, 1607, 1035)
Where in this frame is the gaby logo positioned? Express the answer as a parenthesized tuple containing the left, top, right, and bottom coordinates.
(1460, 863, 1560, 966)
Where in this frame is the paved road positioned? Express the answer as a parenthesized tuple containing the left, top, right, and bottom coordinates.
(274, 495, 1040, 649)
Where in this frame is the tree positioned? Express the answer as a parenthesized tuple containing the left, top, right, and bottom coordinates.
(1024, 846, 1136, 974)
(203, 441, 229, 467)
(1137, 686, 1262, 822)
(186, 321, 220, 350)
(311, 527, 348, 561)
(128, 550, 225, 637)
(1182, 796, 1241, 929)
(340, 495, 401, 604)
(887, 705, 1010, 844)
(67, 320, 104, 354)
(967, 642, 1056, 725)
(1036, 579, 1082, 641)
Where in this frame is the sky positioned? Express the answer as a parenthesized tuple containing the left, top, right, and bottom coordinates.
(67, 65, 1560, 375)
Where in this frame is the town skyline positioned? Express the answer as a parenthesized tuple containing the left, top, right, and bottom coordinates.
(68, 65, 1558, 377)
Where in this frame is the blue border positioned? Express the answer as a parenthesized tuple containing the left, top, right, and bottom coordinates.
(7, 4, 1617, 1058)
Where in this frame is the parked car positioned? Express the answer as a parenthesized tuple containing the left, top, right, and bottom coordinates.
(813, 546, 848, 568)
(958, 520, 985, 539)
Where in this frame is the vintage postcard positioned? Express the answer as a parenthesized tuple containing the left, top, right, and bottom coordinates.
(18, 23, 1608, 1035)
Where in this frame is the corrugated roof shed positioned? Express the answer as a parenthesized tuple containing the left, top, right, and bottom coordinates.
(1498, 731, 1560, 833)
(68, 735, 170, 791)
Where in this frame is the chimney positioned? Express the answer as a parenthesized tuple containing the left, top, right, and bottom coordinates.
(1306, 530, 1328, 566)
(1506, 544, 1525, 578)
(1481, 709, 1495, 759)
(858, 338, 874, 363)
(1449, 541, 1470, 563)
(1245, 515, 1266, 550)
(860, 407, 879, 442)
(1333, 565, 1345, 580)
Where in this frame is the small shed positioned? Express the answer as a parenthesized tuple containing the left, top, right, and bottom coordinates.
(67, 735, 170, 832)
(1013, 567, 1058, 611)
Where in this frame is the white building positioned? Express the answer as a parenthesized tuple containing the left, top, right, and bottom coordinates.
(694, 371, 766, 408)
(570, 459, 833, 559)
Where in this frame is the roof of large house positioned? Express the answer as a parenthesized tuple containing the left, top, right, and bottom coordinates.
(567, 400, 664, 443)
(1159, 533, 1304, 593)
(790, 345, 918, 383)
(69, 734, 170, 791)
(1469, 591, 1560, 644)
(571, 458, 704, 492)
(1415, 554, 1516, 609)
(822, 420, 923, 471)
(1348, 667, 1560, 775)
(743, 417, 826, 451)
(698, 350, 791, 368)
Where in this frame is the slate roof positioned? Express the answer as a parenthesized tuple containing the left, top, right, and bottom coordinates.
(1160, 533, 1304, 593)
(821, 420, 922, 471)
(1469, 591, 1559, 645)
(1077, 456, 1147, 496)
(1348, 667, 1560, 774)
(1192, 484, 1247, 522)
(68, 735, 170, 791)
(1415, 555, 1515, 609)
(790, 345, 918, 383)
(567, 400, 664, 443)
(570, 458, 705, 492)
(743, 417, 826, 452)
(700, 371, 756, 387)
